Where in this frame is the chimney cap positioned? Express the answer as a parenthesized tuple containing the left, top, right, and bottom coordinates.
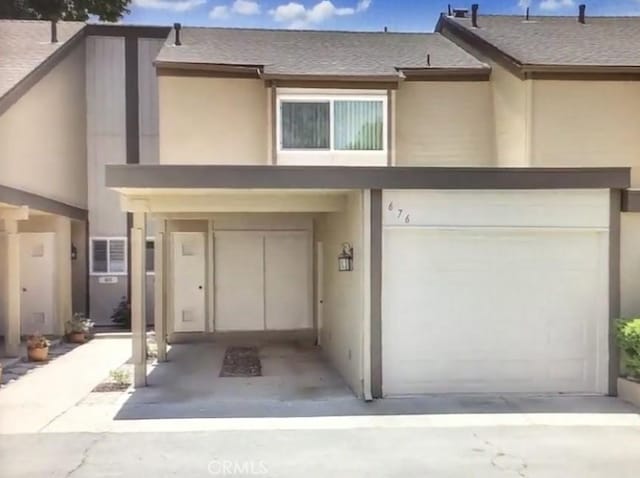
(452, 8, 468, 18)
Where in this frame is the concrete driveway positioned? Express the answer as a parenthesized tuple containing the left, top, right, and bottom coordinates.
(1, 336, 639, 477)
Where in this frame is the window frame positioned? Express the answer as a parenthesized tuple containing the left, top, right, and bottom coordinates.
(89, 237, 156, 276)
(90, 237, 128, 276)
(277, 94, 388, 155)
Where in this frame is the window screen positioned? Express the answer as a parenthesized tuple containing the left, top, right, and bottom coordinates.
(281, 101, 330, 149)
(91, 238, 127, 274)
(334, 100, 383, 151)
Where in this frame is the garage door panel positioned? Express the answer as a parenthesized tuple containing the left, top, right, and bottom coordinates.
(382, 226, 608, 395)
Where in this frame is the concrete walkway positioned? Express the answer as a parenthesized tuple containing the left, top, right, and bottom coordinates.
(0, 334, 130, 434)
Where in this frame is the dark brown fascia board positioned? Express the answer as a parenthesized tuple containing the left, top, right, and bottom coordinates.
(437, 14, 640, 81)
(260, 73, 402, 83)
(524, 66, 640, 81)
(399, 67, 490, 81)
(622, 190, 640, 212)
(106, 165, 630, 190)
(156, 62, 262, 79)
(0, 25, 87, 116)
(436, 15, 525, 79)
(266, 79, 399, 90)
(85, 23, 171, 39)
(0, 184, 88, 221)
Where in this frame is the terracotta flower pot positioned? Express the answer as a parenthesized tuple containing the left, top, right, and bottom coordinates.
(28, 346, 49, 362)
(68, 332, 86, 344)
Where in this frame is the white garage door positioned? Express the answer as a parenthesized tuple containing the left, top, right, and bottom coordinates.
(382, 190, 611, 396)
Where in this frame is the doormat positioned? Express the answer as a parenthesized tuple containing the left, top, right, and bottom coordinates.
(219, 346, 262, 377)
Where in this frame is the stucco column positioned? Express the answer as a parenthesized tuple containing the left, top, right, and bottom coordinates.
(131, 212, 147, 387)
(2, 219, 21, 357)
(54, 216, 72, 336)
(154, 219, 167, 362)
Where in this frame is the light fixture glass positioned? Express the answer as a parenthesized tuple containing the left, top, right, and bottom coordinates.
(338, 242, 353, 272)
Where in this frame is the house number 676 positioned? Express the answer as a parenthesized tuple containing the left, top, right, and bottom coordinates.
(387, 202, 411, 224)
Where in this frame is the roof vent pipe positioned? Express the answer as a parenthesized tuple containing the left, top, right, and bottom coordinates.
(173, 22, 182, 46)
(447, 4, 452, 16)
(525, 6, 530, 21)
(471, 4, 479, 27)
(50, 19, 58, 43)
(452, 8, 468, 18)
(578, 4, 586, 24)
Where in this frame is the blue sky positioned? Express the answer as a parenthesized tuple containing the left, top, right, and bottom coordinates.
(124, 1, 640, 31)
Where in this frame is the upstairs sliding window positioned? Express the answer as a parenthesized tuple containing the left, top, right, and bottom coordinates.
(279, 96, 386, 153)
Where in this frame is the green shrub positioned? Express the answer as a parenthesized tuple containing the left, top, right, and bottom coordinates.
(617, 318, 640, 379)
(111, 296, 131, 329)
(109, 369, 130, 385)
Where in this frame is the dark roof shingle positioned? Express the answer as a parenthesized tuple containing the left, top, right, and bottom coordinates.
(0, 20, 85, 100)
(446, 15, 640, 67)
(156, 27, 488, 77)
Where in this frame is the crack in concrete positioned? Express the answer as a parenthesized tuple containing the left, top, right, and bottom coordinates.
(473, 431, 528, 477)
(65, 433, 105, 478)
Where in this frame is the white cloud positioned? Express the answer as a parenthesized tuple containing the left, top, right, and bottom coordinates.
(539, 0, 575, 11)
(270, 0, 371, 28)
(356, 0, 371, 12)
(209, 5, 230, 18)
(232, 0, 261, 15)
(518, 0, 531, 8)
(271, 2, 307, 22)
(133, 0, 205, 12)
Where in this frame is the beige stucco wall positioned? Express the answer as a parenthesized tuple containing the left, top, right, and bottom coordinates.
(159, 77, 268, 164)
(531, 80, 640, 186)
(395, 81, 495, 166)
(0, 43, 87, 208)
(315, 192, 364, 397)
(490, 63, 528, 167)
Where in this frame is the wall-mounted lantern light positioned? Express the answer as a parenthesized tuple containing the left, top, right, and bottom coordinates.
(338, 242, 353, 272)
(71, 243, 78, 261)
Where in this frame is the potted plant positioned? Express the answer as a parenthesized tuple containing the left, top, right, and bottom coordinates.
(66, 313, 94, 344)
(27, 334, 50, 362)
(616, 318, 640, 407)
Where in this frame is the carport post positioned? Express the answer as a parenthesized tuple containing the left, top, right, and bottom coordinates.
(54, 216, 72, 336)
(1, 219, 21, 357)
(154, 219, 167, 362)
(131, 212, 147, 387)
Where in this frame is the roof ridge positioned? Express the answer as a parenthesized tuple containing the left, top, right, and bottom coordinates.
(177, 25, 436, 36)
(450, 13, 640, 19)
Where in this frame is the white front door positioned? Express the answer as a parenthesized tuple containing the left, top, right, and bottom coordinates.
(20, 233, 55, 335)
(214, 230, 312, 332)
(172, 232, 206, 332)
